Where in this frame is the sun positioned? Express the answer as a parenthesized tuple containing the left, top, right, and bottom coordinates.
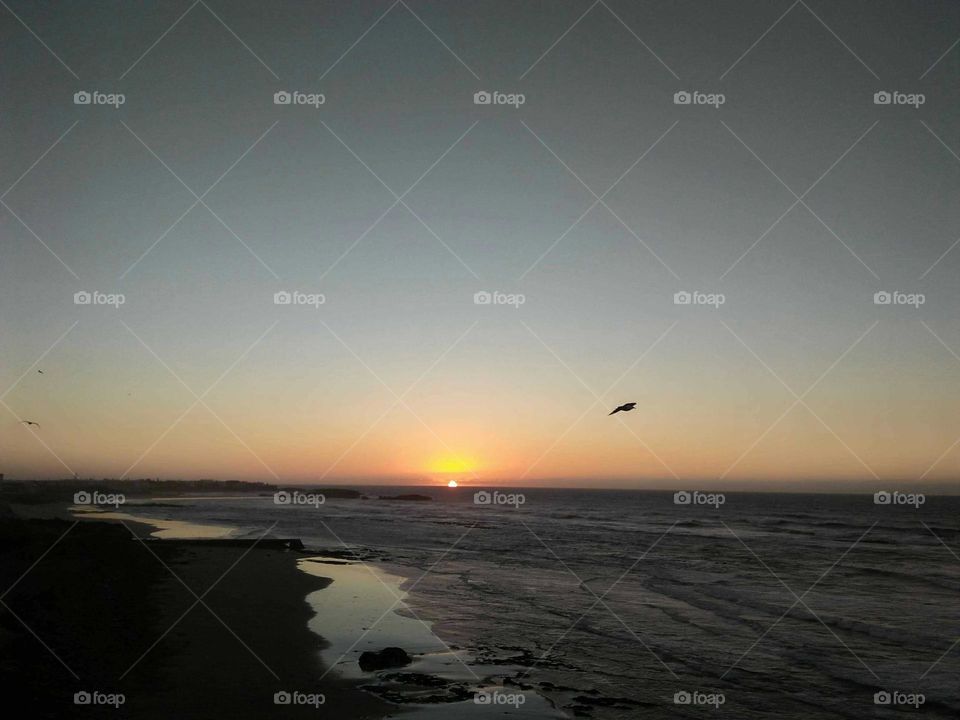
(426, 454, 476, 487)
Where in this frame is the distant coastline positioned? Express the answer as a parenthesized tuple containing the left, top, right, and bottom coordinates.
(3, 477, 958, 498)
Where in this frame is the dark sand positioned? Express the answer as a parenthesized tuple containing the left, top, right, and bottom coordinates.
(0, 510, 392, 719)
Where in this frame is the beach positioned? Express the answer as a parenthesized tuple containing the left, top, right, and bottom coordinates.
(0, 507, 392, 719)
(58, 487, 960, 720)
(3, 487, 960, 718)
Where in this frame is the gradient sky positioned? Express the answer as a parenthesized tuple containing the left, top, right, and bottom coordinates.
(2, 1, 959, 489)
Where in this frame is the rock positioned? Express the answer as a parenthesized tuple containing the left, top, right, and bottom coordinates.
(359, 646, 412, 671)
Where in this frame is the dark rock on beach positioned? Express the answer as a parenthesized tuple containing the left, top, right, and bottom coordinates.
(359, 646, 412, 671)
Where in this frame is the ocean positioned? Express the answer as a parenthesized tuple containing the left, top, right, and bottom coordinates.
(115, 488, 960, 719)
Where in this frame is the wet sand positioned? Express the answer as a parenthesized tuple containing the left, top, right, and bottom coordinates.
(0, 507, 393, 719)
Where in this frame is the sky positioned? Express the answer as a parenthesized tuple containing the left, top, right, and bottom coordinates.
(1, 0, 959, 490)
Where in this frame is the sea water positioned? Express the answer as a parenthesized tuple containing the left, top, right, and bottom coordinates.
(116, 489, 960, 719)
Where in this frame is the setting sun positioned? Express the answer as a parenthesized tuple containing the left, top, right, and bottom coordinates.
(447, 480, 458, 488)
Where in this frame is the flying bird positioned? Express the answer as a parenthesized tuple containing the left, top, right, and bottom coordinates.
(20, 420, 41, 429)
(608, 402, 636, 416)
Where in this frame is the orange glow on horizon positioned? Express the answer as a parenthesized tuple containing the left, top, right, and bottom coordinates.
(427, 454, 477, 475)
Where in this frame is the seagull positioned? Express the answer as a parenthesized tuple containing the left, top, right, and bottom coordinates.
(608, 402, 636, 416)
(20, 420, 41, 429)
(37, 369, 44, 374)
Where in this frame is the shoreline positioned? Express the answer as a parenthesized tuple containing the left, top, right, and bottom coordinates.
(8, 500, 566, 718)
(2, 503, 394, 719)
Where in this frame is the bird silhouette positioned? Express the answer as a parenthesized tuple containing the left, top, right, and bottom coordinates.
(20, 420, 41, 429)
(37, 369, 44, 374)
(608, 402, 636, 416)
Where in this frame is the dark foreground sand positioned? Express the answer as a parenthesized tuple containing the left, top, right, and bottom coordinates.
(0, 512, 392, 719)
